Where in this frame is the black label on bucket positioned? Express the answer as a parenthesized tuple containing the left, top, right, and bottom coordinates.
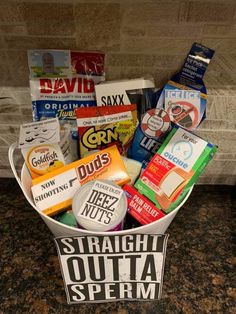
(54, 234, 168, 304)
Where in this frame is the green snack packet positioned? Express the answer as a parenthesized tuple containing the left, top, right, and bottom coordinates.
(57, 211, 77, 227)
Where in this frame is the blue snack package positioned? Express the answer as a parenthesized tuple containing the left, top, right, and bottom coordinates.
(28, 50, 106, 161)
(127, 108, 171, 163)
(155, 43, 214, 129)
(28, 49, 106, 122)
(30, 76, 98, 122)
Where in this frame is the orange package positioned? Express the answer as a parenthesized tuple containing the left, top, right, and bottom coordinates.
(31, 145, 130, 216)
(76, 104, 138, 158)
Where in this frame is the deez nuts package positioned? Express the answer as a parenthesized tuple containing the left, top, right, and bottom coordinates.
(76, 104, 138, 158)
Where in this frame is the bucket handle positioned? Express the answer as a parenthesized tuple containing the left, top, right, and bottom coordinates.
(8, 142, 36, 208)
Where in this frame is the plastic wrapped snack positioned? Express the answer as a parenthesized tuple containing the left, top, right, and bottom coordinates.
(76, 104, 138, 158)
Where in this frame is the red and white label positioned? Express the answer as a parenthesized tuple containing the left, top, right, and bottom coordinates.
(123, 185, 165, 225)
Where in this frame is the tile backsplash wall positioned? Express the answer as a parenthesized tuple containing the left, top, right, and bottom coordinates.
(0, 0, 236, 184)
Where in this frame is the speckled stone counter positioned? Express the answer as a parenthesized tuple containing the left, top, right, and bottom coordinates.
(0, 179, 235, 314)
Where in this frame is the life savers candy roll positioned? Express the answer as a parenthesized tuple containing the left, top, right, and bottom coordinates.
(31, 145, 130, 216)
(72, 180, 127, 232)
(123, 185, 165, 225)
(127, 108, 171, 163)
(76, 104, 138, 158)
(141, 108, 171, 138)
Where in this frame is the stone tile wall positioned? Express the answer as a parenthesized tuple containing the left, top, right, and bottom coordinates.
(0, 0, 235, 184)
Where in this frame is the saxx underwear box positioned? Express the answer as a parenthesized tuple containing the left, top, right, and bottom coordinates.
(95, 78, 154, 106)
(135, 126, 217, 212)
(95, 78, 155, 121)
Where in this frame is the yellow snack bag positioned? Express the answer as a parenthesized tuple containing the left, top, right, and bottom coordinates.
(76, 104, 138, 158)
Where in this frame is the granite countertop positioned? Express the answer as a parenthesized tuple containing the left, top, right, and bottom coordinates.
(0, 179, 235, 314)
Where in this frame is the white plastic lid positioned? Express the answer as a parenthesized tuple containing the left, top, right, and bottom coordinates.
(72, 180, 127, 232)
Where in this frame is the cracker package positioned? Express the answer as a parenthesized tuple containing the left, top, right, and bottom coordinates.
(18, 118, 65, 179)
(76, 104, 138, 158)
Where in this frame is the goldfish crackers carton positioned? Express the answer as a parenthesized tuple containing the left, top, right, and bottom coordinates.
(19, 118, 65, 179)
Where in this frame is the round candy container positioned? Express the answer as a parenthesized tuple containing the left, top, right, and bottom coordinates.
(72, 180, 127, 232)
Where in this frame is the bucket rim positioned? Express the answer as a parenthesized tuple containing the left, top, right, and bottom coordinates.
(20, 163, 193, 235)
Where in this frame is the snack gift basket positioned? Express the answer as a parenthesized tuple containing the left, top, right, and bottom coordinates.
(9, 142, 193, 237)
(6, 45, 217, 304)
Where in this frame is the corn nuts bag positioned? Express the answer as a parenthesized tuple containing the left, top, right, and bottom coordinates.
(76, 104, 138, 158)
